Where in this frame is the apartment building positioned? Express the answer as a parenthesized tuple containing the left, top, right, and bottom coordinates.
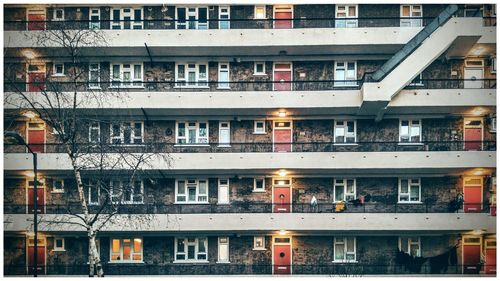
(3, 3, 497, 276)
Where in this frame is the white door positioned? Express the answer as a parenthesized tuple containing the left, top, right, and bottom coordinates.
(218, 237, 229, 262)
(464, 68, 484, 88)
(218, 179, 229, 204)
(219, 122, 230, 146)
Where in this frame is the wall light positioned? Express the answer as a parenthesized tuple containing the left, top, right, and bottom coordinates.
(278, 111, 287, 118)
(22, 111, 38, 119)
(278, 169, 287, 177)
(24, 171, 36, 178)
(471, 229, 485, 236)
(21, 49, 37, 60)
(279, 230, 288, 235)
(472, 107, 486, 116)
(473, 169, 484, 176)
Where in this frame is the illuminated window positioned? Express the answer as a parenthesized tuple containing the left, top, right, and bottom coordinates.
(110, 238, 143, 262)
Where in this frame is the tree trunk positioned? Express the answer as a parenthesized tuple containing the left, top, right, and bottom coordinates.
(89, 232, 104, 277)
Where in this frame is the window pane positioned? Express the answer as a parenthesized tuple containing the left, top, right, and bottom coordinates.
(335, 243, 345, 260)
(178, 181, 186, 194)
(335, 185, 344, 201)
(410, 186, 420, 201)
(134, 65, 142, 80)
(199, 181, 207, 195)
(188, 187, 196, 201)
(133, 238, 142, 253)
(187, 245, 195, 259)
(178, 65, 185, 79)
(400, 180, 409, 193)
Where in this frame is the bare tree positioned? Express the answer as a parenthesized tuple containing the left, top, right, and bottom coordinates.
(4, 21, 170, 276)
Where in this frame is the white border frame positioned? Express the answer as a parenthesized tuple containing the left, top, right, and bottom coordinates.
(397, 178, 422, 203)
(271, 178, 292, 213)
(272, 62, 293, 91)
(272, 120, 293, 152)
(273, 5, 294, 29)
(464, 118, 484, 151)
(108, 237, 144, 263)
(271, 235, 293, 275)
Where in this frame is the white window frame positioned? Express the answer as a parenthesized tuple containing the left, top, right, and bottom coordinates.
(89, 8, 101, 29)
(175, 62, 209, 88)
(109, 122, 144, 145)
(254, 120, 266, 134)
(254, 62, 266, 76)
(398, 178, 421, 203)
(491, 116, 496, 133)
(398, 237, 421, 257)
(409, 72, 424, 86)
(399, 119, 422, 144)
(333, 179, 356, 202)
(335, 5, 358, 28)
(175, 121, 209, 145)
(52, 8, 64, 21)
(52, 63, 64, 76)
(109, 237, 143, 263)
(174, 237, 208, 262)
(254, 5, 266, 19)
(333, 237, 357, 262)
(219, 6, 230, 29)
(175, 179, 209, 203)
(51, 179, 64, 193)
(218, 121, 231, 147)
(53, 237, 65, 251)
(89, 122, 101, 143)
(218, 63, 230, 89)
(176, 7, 208, 30)
(253, 178, 266, 192)
(217, 237, 230, 263)
(400, 5, 423, 27)
(110, 63, 143, 88)
(253, 236, 266, 250)
(110, 180, 144, 204)
(88, 180, 100, 205)
(333, 120, 357, 144)
(491, 57, 496, 74)
(88, 63, 100, 89)
(111, 8, 143, 30)
(334, 61, 357, 87)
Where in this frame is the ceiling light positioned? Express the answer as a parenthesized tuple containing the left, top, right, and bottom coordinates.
(278, 111, 287, 117)
(278, 170, 287, 177)
(22, 111, 37, 119)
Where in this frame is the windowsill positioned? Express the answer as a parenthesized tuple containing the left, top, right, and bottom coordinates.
(217, 145, 231, 148)
(216, 87, 231, 90)
(51, 74, 66, 77)
(173, 86, 210, 89)
(216, 202, 230, 205)
(52, 249, 66, 252)
(253, 73, 267, 77)
(109, 143, 146, 147)
(490, 130, 497, 133)
(333, 143, 358, 146)
(50, 190, 65, 194)
(174, 144, 210, 147)
(119, 202, 144, 205)
(333, 84, 358, 87)
(174, 202, 209, 205)
(108, 261, 144, 264)
(108, 86, 145, 89)
(397, 142, 424, 146)
(253, 248, 266, 251)
(173, 260, 209, 264)
(253, 132, 267, 135)
(216, 261, 231, 264)
(252, 190, 266, 193)
(332, 260, 358, 263)
(397, 201, 423, 204)
(88, 87, 102, 90)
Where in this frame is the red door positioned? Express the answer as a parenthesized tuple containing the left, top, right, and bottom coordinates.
(28, 13, 46, 31)
(27, 187, 45, 214)
(274, 129, 292, 152)
(273, 244, 291, 274)
(273, 64, 292, 91)
(464, 185, 482, 213)
(27, 129, 45, 153)
(28, 72, 45, 92)
(274, 11, 292, 29)
(464, 128, 482, 151)
(485, 241, 496, 274)
(463, 244, 481, 274)
(273, 186, 291, 213)
(27, 240, 46, 275)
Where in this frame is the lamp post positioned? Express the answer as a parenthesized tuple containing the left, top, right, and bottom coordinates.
(4, 131, 38, 277)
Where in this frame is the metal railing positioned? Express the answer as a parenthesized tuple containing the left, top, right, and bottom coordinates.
(4, 201, 491, 215)
(404, 78, 496, 90)
(3, 263, 494, 276)
(4, 141, 497, 154)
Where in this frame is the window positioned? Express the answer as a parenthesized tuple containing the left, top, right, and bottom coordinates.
(254, 120, 266, 134)
(399, 119, 421, 143)
(89, 8, 100, 29)
(333, 237, 356, 262)
(88, 63, 100, 89)
(52, 63, 64, 76)
(398, 178, 421, 203)
(334, 61, 357, 86)
(53, 8, 64, 21)
(110, 180, 144, 204)
(409, 73, 424, 86)
(219, 6, 230, 29)
(111, 8, 143, 29)
(254, 62, 266, 75)
(176, 179, 208, 203)
(334, 120, 356, 143)
(176, 121, 209, 144)
(110, 122, 143, 145)
(88, 180, 100, 205)
(400, 5, 423, 27)
(218, 237, 229, 263)
(253, 236, 266, 250)
(175, 63, 208, 88)
(88, 122, 100, 143)
(52, 179, 64, 193)
(399, 237, 421, 257)
(218, 63, 230, 89)
(218, 122, 230, 146)
(175, 237, 208, 261)
(491, 116, 496, 132)
(491, 57, 496, 73)
(110, 63, 143, 88)
(253, 178, 265, 192)
(333, 179, 356, 202)
(335, 5, 358, 28)
(54, 237, 65, 251)
(254, 6, 266, 19)
(176, 7, 208, 29)
(110, 238, 143, 262)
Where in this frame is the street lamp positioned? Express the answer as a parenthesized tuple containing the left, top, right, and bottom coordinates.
(4, 131, 39, 277)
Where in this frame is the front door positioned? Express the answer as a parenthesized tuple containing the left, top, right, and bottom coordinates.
(27, 64, 46, 92)
(273, 63, 292, 91)
(273, 179, 291, 213)
(273, 237, 292, 274)
(27, 10, 46, 31)
(464, 67, 484, 89)
(485, 239, 496, 275)
(463, 177, 483, 213)
(27, 179, 45, 214)
(27, 121, 46, 153)
(464, 118, 483, 151)
(218, 179, 229, 204)
(274, 6, 293, 29)
(273, 121, 292, 152)
(27, 237, 46, 275)
(462, 236, 482, 274)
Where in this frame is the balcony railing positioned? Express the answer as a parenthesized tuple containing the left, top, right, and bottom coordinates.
(3, 263, 493, 276)
(404, 79, 497, 90)
(4, 201, 492, 215)
(4, 141, 497, 154)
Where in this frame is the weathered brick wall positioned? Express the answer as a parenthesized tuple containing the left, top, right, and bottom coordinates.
(4, 7, 26, 30)
(4, 236, 26, 271)
(293, 5, 335, 28)
(359, 4, 400, 27)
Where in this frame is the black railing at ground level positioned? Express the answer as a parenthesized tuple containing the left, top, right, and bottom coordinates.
(4, 141, 497, 154)
(4, 201, 492, 215)
(3, 263, 496, 276)
(403, 79, 496, 90)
